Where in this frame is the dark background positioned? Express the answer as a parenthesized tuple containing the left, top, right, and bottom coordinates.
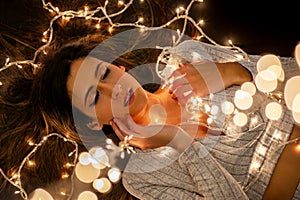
(0, 0, 299, 57)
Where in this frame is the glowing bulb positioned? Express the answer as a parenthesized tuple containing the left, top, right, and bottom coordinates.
(118, 0, 124, 6)
(78, 191, 97, 200)
(228, 40, 233, 45)
(0, 81, 2, 86)
(295, 43, 300, 67)
(95, 23, 101, 29)
(27, 160, 36, 167)
(75, 162, 101, 183)
(265, 102, 282, 120)
(93, 178, 112, 193)
(221, 101, 235, 115)
(292, 93, 300, 124)
(30, 188, 54, 200)
(89, 147, 109, 169)
(292, 111, 300, 125)
(284, 76, 300, 110)
(210, 105, 219, 115)
(241, 82, 256, 96)
(256, 54, 282, 72)
(207, 117, 213, 125)
(198, 19, 204, 25)
(138, 17, 144, 23)
(255, 70, 278, 93)
(233, 90, 253, 110)
(292, 93, 300, 113)
(267, 65, 284, 81)
(79, 152, 92, 165)
(149, 104, 167, 125)
(233, 112, 248, 127)
(108, 26, 113, 33)
(61, 172, 69, 179)
(108, 167, 121, 183)
(296, 144, 300, 152)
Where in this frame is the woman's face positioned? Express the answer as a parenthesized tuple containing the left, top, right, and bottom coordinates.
(67, 56, 148, 126)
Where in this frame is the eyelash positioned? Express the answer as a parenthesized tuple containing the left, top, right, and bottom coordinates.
(91, 68, 110, 106)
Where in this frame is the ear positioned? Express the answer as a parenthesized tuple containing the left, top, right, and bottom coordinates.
(119, 66, 126, 71)
(86, 120, 103, 131)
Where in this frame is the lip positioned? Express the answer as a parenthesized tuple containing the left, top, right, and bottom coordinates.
(124, 88, 135, 107)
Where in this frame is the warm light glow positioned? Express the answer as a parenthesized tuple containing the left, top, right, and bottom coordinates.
(284, 76, 300, 110)
(221, 101, 235, 115)
(233, 90, 253, 110)
(78, 191, 98, 200)
(93, 178, 112, 193)
(27, 160, 36, 167)
(108, 167, 121, 183)
(265, 102, 282, 120)
(292, 111, 300, 125)
(241, 82, 256, 96)
(61, 172, 69, 179)
(233, 112, 248, 127)
(257, 146, 267, 156)
(292, 93, 300, 113)
(256, 54, 282, 72)
(210, 105, 219, 115)
(295, 43, 300, 66)
(255, 70, 278, 93)
(267, 65, 284, 81)
(149, 104, 167, 124)
(296, 144, 300, 152)
(75, 162, 101, 183)
(79, 152, 92, 165)
(30, 188, 54, 200)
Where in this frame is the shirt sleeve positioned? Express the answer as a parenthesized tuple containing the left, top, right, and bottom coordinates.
(178, 141, 249, 200)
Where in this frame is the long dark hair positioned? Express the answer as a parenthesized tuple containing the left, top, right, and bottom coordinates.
(0, 0, 197, 199)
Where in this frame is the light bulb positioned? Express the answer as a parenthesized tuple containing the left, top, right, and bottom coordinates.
(256, 54, 282, 72)
(79, 152, 92, 165)
(284, 76, 300, 110)
(267, 65, 284, 81)
(30, 188, 54, 200)
(75, 162, 101, 183)
(221, 101, 235, 115)
(255, 70, 278, 93)
(295, 43, 300, 67)
(265, 102, 282, 120)
(233, 112, 248, 127)
(241, 82, 256, 96)
(233, 90, 253, 110)
(93, 178, 112, 193)
(108, 167, 121, 183)
(78, 191, 98, 200)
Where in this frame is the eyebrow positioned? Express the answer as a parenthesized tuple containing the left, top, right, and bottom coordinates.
(84, 62, 103, 107)
(84, 86, 94, 107)
(94, 62, 103, 78)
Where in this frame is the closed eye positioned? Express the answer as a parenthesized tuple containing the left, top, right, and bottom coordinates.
(90, 90, 100, 107)
(102, 67, 110, 80)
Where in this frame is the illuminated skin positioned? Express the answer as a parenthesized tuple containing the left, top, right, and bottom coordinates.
(67, 56, 154, 126)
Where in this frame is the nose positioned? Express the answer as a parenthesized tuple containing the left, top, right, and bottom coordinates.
(97, 82, 124, 100)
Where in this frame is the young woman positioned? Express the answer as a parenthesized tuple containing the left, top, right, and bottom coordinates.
(1, 1, 300, 200)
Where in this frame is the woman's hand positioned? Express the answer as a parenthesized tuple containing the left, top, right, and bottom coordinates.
(168, 61, 252, 104)
(110, 116, 194, 153)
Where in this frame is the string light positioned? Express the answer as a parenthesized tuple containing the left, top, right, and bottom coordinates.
(1, 0, 300, 199)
